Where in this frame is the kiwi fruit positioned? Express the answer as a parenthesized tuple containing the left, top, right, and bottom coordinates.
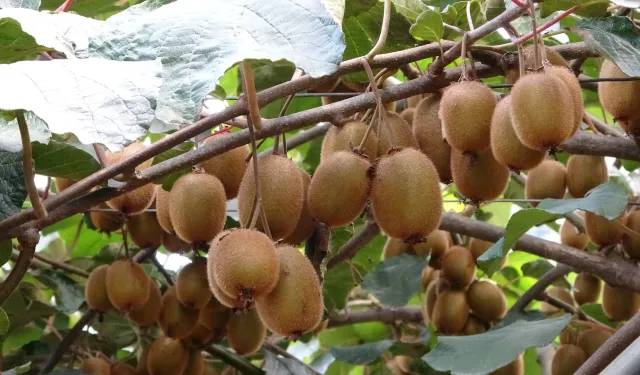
(598, 59, 640, 122)
(106, 183, 156, 216)
(560, 212, 589, 250)
(490, 96, 547, 172)
(176, 257, 212, 309)
(198, 300, 232, 333)
(255, 245, 324, 338)
(184, 324, 215, 347)
(560, 322, 579, 346)
(438, 81, 497, 154)
(181, 350, 204, 375)
(407, 95, 423, 108)
(373, 111, 418, 156)
(461, 314, 487, 336)
(237, 154, 304, 240)
(412, 94, 453, 183)
(370, 148, 443, 240)
(154, 186, 173, 234)
(200, 132, 250, 200)
(383, 237, 411, 259)
(468, 238, 508, 268)
(158, 286, 199, 339)
(540, 287, 575, 312)
(207, 265, 245, 309)
(128, 278, 162, 327)
(577, 328, 612, 357)
(54, 177, 76, 193)
(308, 151, 371, 227)
(85, 264, 114, 312)
(525, 160, 567, 207)
(440, 246, 476, 288)
(90, 203, 123, 233)
(622, 210, 640, 258)
(400, 108, 415, 125)
(169, 172, 226, 245)
(432, 289, 469, 335)
(505, 45, 568, 83)
(551, 344, 587, 375)
(226, 308, 267, 355)
(421, 267, 440, 292)
(451, 148, 510, 203)
(416, 229, 450, 262)
(602, 283, 640, 321)
(81, 357, 111, 375)
(111, 362, 137, 375)
(161, 232, 190, 253)
(548, 66, 584, 134)
(510, 72, 575, 150)
(127, 213, 163, 249)
(489, 354, 524, 375)
(106, 141, 154, 182)
(467, 280, 507, 323)
(282, 170, 315, 245)
(146, 336, 189, 375)
(321, 121, 378, 162)
(573, 272, 601, 306)
(422, 280, 439, 323)
(566, 155, 608, 198)
(106, 260, 150, 312)
(585, 211, 628, 246)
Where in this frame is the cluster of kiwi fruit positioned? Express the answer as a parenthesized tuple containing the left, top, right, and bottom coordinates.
(598, 59, 640, 140)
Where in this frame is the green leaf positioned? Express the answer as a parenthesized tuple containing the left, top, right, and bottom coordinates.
(323, 263, 364, 312)
(91, 312, 137, 348)
(390, 0, 429, 23)
(523, 346, 542, 375)
(410, 9, 443, 41)
(478, 183, 627, 276)
(0, 240, 11, 268)
(580, 303, 618, 328)
(0, 307, 9, 336)
(57, 216, 121, 258)
(264, 350, 316, 375)
(441, 1, 483, 32)
(6, 299, 56, 332)
(39, 0, 131, 20)
(574, 17, 640, 77)
(31, 141, 101, 180)
(2, 361, 32, 375)
(540, 0, 608, 18)
(361, 253, 428, 307)
(482, 0, 505, 21)
(0, 150, 27, 221)
(2, 326, 42, 353)
(329, 340, 394, 365)
(521, 260, 571, 288)
(423, 314, 572, 374)
(0, 17, 50, 63)
(32, 269, 84, 313)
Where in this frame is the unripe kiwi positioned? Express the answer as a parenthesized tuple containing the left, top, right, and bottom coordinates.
(383, 237, 411, 259)
(441, 246, 475, 288)
(321, 121, 378, 161)
(128, 278, 162, 327)
(226, 308, 267, 355)
(602, 283, 640, 321)
(467, 280, 507, 323)
(577, 328, 612, 357)
(81, 357, 111, 375)
(176, 257, 212, 309)
(146, 336, 189, 375)
(505, 45, 568, 83)
(169, 173, 226, 245)
(200, 132, 250, 200)
(370, 148, 443, 240)
(111, 362, 137, 375)
(461, 314, 487, 336)
(432, 289, 469, 335)
(551, 344, 587, 375)
(598, 59, 640, 122)
(412, 94, 452, 183)
(439, 81, 497, 154)
(182, 350, 204, 375)
(282, 170, 314, 245)
(548, 66, 584, 134)
(86, 264, 114, 312)
(422, 280, 439, 323)
(525, 160, 567, 207)
(127, 213, 163, 249)
(374, 112, 418, 156)
(55, 177, 76, 192)
(255, 245, 324, 338)
(490, 96, 547, 172)
(158, 286, 199, 339)
(161, 232, 190, 253)
(622, 210, 640, 258)
(400, 108, 415, 125)
(106, 141, 154, 182)
(106, 183, 156, 215)
(154, 186, 173, 233)
(566, 155, 608, 198)
(573, 272, 601, 306)
(510, 73, 574, 150)
(308, 151, 371, 227)
(585, 211, 628, 246)
(560, 212, 589, 250)
(237, 154, 304, 240)
(540, 287, 575, 312)
(451, 148, 510, 203)
(184, 323, 215, 348)
(106, 260, 150, 312)
(489, 354, 524, 375)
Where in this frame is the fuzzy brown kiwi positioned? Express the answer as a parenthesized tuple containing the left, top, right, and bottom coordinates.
(451, 148, 510, 203)
(158, 286, 199, 339)
(489, 354, 524, 375)
(468, 238, 508, 268)
(146, 336, 189, 375)
(182, 350, 204, 375)
(237, 154, 304, 240)
(206, 265, 245, 309)
(622, 210, 640, 258)
(548, 66, 584, 134)
(599, 59, 640, 122)
(602, 283, 640, 321)
(106, 260, 150, 312)
(161, 232, 190, 253)
(308, 151, 371, 227)
(255, 245, 324, 338)
(81, 357, 111, 375)
(184, 324, 215, 347)
(373, 112, 418, 156)
(461, 314, 487, 336)
(560, 212, 589, 250)
(86, 265, 115, 312)
(467, 280, 507, 323)
(200, 132, 250, 200)
(383, 237, 411, 259)
(321, 121, 378, 162)
(510, 72, 575, 150)
(169, 172, 226, 245)
(551, 344, 587, 375)
(577, 328, 612, 357)
(438, 81, 497, 154)
(370, 148, 443, 240)
(423, 280, 439, 323)
(524, 160, 567, 207)
(415, 229, 450, 259)
(585, 211, 628, 246)
(111, 362, 137, 375)
(54, 177, 76, 192)
(573, 272, 601, 306)
(620, 118, 640, 141)
(90, 203, 123, 233)
(505, 45, 568, 83)
(106, 141, 154, 182)
(566, 155, 608, 198)
(400, 108, 415, 125)
(127, 213, 163, 249)
(421, 267, 440, 292)
(282, 170, 314, 245)
(226, 308, 267, 355)
(407, 95, 422, 108)
(176, 257, 212, 309)
(540, 287, 575, 312)
(127, 278, 162, 327)
(106, 183, 156, 215)
(412, 94, 452, 183)
(490, 96, 547, 172)
(440, 246, 476, 288)
(432, 289, 469, 335)
(154, 186, 173, 234)
(560, 322, 580, 346)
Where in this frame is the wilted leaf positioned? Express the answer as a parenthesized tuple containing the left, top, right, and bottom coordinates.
(0, 150, 27, 221)
(361, 253, 428, 307)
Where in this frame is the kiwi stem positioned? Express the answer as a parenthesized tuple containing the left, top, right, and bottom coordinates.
(206, 345, 265, 375)
(239, 61, 263, 131)
(460, 33, 469, 80)
(564, 212, 586, 234)
(527, 0, 541, 71)
(17, 111, 47, 219)
(122, 223, 130, 259)
(365, 0, 391, 61)
(466, 51, 478, 80)
(582, 111, 601, 135)
(361, 58, 397, 148)
(517, 43, 525, 78)
(465, 0, 476, 31)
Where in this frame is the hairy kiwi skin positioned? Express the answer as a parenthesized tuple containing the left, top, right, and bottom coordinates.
(176, 257, 212, 309)
(154, 186, 173, 233)
(573, 272, 601, 306)
(566, 155, 608, 198)
(622, 210, 640, 258)
(237, 154, 304, 240)
(468, 238, 508, 268)
(158, 286, 199, 339)
(55, 177, 76, 192)
(86, 265, 114, 312)
(200, 132, 250, 200)
(602, 283, 640, 321)
(412, 95, 452, 183)
(146, 336, 189, 375)
(525, 160, 567, 207)
(374, 112, 418, 156)
(111, 362, 137, 375)
(321, 121, 378, 161)
(510, 73, 574, 150)
(162, 232, 190, 253)
(370, 148, 443, 240)
(439, 81, 497, 154)
(282, 170, 315, 245)
(540, 287, 575, 312)
(207, 268, 245, 310)
(81, 357, 111, 375)
(106, 260, 150, 312)
(421, 230, 450, 268)
(226, 308, 267, 355)
(90, 203, 123, 232)
(127, 279, 162, 327)
(383, 237, 411, 259)
(184, 323, 215, 347)
(585, 211, 628, 246)
(255, 245, 324, 338)
(422, 280, 439, 323)
(432, 289, 469, 335)
(421, 267, 440, 292)
(440, 246, 476, 288)
(489, 354, 524, 375)
(552, 344, 587, 375)
(169, 173, 226, 245)
(548, 66, 584, 134)
(106, 183, 156, 215)
(577, 328, 612, 357)
(506, 45, 568, 83)
(461, 314, 487, 336)
(182, 351, 204, 375)
(451, 148, 510, 203)
(561, 213, 589, 250)
(599, 60, 640, 122)
(467, 281, 507, 323)
(400, 108, 415, 125)
(490, 96, 547, 172)
(127, 213, 164, 249)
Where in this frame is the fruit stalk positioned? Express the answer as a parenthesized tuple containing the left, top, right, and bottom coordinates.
(365, 0, 391, 61)
(361, 58, 396, 148)
(17, 110, 47, 219)
(239, 61, 263, 131)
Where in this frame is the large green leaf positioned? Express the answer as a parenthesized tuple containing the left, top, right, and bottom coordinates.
(323, 263, 365, 312)
(32, 269, 84, 313)
(0, 17, 50, 63)
(580, 303, 617, 328)
(361, 253, 428, 307)
(329, 340, 394, 365)
(2, 326, 42, 353)
(521, 260, 570, 288)
(0, 307, 9, 336)
(540, 0, 609, 18)
(91, 312, 137, 348)
(390, 0, 429, 23)
(441, 1, 484, 32)
(32, 141, 101, 180)
(0, 151, 26, 221)
(6, 298, 56, 332)
(410, 8, 443, 41)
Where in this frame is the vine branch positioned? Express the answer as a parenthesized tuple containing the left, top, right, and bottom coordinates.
(17, 110, 47, 219)
(150, 255, 174, 286)
(327, 217, 380, 269)
(328, 306, 422, 328)
(0, 228, 39, 307)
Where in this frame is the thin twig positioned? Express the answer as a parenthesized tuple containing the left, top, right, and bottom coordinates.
(465, 0, 476, 31)
(0, 229, 39, 307)
(327, 219, 380, 269)
(66, 219, 84, 257)
(17, 111, 47, 219)
(33, 253, 89, 278)
(539, 292, 614, 331)
(361, 58, 395, 147)
(365, 0, 391, 61)
(42, 177, 51, 201)
(240, 61, 263, 131)
(54, 0, 74, 12)
(528, 0, 541, 71)
(92, 144, 110, 168)
(583, 111, 601, 135)
(510, 264, 572, 312)
(150, 255, 174, 285)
